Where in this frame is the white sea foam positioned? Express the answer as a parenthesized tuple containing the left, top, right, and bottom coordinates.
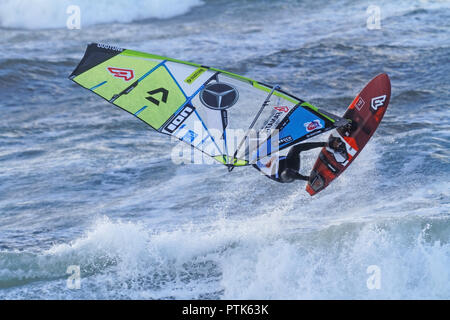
(0, 0, 203, 29)
(0, 0, 448, 301)
(2, 213, 448, 299)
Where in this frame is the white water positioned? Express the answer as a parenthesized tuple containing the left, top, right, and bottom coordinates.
(2, 212, 448, 299)
(0, 0, 449, 300)
(0, 0, 204, 29)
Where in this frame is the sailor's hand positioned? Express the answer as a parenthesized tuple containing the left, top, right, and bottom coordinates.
(265, 157, 275, 168)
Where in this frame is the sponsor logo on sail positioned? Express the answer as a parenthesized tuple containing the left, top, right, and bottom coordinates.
(264, 111, 282, 130)
(97, 43, 123, 52)
(279, 135, 293, 144)
(274, 106, 289, 112)
(304, 119, 323, 132)
(107, 67, 134, 81)
(200, 82, 239, 110)
(164, 105, 195, 134)
(184, 67, 206, 84)
(145, 87, 168, 106)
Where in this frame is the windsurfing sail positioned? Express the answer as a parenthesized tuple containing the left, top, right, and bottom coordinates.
(69, 43, 346, 172)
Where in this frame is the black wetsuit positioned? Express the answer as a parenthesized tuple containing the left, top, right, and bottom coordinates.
(255, 142, 327, 183)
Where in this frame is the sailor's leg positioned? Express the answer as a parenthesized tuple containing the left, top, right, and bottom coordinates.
(285, 148, 300, 171)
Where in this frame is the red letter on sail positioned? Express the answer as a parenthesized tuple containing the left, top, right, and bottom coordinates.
(107, 67, 134, 81)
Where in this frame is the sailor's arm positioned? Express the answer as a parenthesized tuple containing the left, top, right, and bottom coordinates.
(283, 168, 310, 181)
(289, 142, 327, 155)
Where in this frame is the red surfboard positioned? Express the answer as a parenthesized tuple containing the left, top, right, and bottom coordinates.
(306, 73, 391, 196)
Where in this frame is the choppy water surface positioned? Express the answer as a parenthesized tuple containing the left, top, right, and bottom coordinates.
(0, 0, 449, 299)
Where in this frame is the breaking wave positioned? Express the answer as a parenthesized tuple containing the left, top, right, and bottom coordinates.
(1, 215, 449, 299)
(0, 0, 204, 29)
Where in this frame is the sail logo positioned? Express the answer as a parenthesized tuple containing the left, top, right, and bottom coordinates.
(107, 67, 134, 81)
(98, 44, 123, 52)
(184, 67, 206, 84)
(146, 88, 169, 106)
(304, 120, 323, 132)
(164, 105, 195, 134)
(274, 106, 289, 113)
(371, 95, 386, 111)
(279, 135, 293, 144)
(264, 111, 282, 130)
(200, 82, 239, 110)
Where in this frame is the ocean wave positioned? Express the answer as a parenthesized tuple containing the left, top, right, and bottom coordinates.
(0, 0, 204, 29)
(1, 215, 449, 299)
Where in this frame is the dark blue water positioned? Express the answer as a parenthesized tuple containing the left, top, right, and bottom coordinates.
(0, 0, 449, 299)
